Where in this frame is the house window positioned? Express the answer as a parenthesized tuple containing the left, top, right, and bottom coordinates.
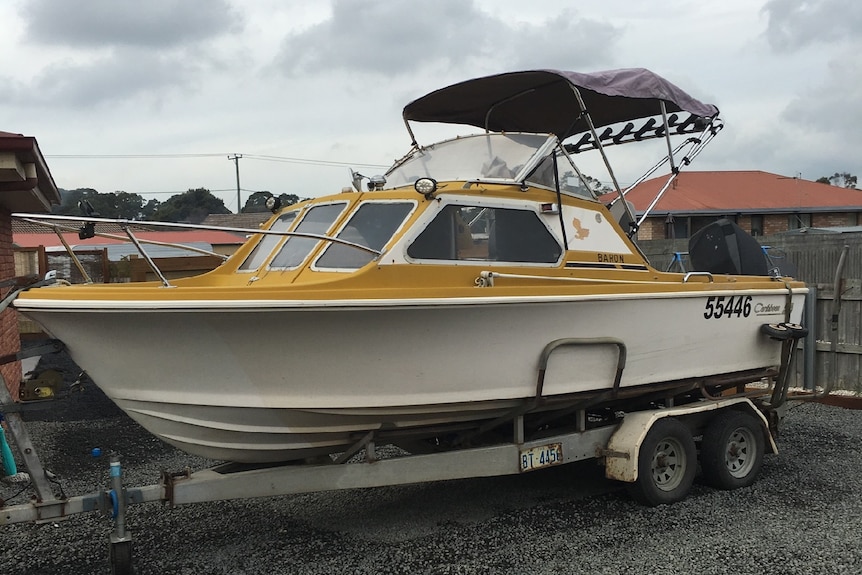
(750, 215, 763, 236)
(788, 213, 811, 230)
(671, 216, 689, 239)
(690, 217, 717, 237)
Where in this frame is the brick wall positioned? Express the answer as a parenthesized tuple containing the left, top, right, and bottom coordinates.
(637, 218, 665, 240)
(762, 214, 787, 236)
(643, 211, 860, 239)
(812, 212, 855, 228)
(0, 209, 21, 399)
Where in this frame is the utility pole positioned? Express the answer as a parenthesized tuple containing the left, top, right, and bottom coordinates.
(228, 154, 242, 213)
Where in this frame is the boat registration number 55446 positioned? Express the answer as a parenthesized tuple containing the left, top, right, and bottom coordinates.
(519, 443, 563, 472)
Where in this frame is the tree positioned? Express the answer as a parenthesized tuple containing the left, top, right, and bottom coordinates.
(52, 188, 92, 215)
(242, 191, 272, 213)
(151, 188, 231, 223)
(53, 188, 154, 219)
(241, 192, 302, 213)
(817, 172, 857, 189)
(279, 193, 301, 206)
(141, 198, 160, 219)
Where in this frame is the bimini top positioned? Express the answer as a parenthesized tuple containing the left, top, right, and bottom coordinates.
(402, 68, 719, 140)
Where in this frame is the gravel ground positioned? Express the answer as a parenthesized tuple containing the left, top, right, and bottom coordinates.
(2, 348, 862, 575)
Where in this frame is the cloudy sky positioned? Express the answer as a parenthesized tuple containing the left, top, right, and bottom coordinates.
(1, 0, 859, 212)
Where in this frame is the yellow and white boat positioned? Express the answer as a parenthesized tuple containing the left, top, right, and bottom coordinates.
(13, 69, 807, 463)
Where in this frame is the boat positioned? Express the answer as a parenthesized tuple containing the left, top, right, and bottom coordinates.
(12, 68, 808, 463)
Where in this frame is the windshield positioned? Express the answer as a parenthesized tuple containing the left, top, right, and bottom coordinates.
(268, 203, 347, 269)
(385, 133, 556, 189)
(314, 201, 415, 270)
(238, 211, 298, 272)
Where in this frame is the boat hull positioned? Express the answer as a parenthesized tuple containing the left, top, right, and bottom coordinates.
(18, 289, 805, 462)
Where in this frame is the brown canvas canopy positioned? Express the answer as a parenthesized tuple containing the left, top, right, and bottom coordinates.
(402, 68, 719, 140)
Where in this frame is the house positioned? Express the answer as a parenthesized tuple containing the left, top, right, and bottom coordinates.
(12, 219, 249, 284)
(1, 130, 61, 397)
(614, 170, 862, 240)
(13, 221, 249, 258)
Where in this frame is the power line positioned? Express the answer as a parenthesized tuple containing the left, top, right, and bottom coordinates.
(44, 152, 390, 169)
(243, 154, 388, 169)
(45, 153, 227, 159)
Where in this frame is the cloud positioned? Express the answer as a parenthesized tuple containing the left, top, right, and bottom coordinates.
(781, 47, 862, 148)
(274, 0, 620, 77)
(762, 0, 862, 52)
(504, 10, 620, 71)
(8, 0, 246, 109)
(757, 1, 862, 175)
(21, 0, 240, 49)
(14, 49, 203, 107)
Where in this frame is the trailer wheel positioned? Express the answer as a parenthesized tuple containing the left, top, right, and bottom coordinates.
(627, 418, 696, 506)
(700, 410, 764, 490)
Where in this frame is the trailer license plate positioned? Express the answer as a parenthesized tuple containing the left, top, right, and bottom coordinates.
(519, 443, 563, 472)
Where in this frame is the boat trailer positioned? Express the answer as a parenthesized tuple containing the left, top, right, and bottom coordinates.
(1, 343, 814, 573)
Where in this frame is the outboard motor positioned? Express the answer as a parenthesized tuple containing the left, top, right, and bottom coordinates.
(688, 218, 769, 276)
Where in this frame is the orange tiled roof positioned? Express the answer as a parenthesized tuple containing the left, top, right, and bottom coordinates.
(612, 170, 862, 214)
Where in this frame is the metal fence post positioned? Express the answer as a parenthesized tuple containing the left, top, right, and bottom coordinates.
(804, 286, 816, 391)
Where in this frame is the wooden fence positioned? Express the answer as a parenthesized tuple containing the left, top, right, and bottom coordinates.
(641, 233, 862, 393)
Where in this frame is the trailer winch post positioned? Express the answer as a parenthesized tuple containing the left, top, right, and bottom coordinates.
(108, 454, 134, 575)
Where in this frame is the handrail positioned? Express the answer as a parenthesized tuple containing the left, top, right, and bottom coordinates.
(453, 337, 628, 446)
(536, 338, 627, 400)
(21, 217, 228, 260)
(476, 271, 681, 287)
(13, 213, 383, 257)
(683, 271, 713, 283)
(14, 213, 383, 287)
(52, 225, 93, 283)
(123, 226, 173, 288)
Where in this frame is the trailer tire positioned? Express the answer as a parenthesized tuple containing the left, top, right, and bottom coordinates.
(700, 410, 765, 490)
(627, 418, 696, 506)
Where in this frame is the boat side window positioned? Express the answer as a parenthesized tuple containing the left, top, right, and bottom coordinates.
(407, 205, 561, 263)
(268, 203, 347, 269)
(315, 202, 415, 270)
(238, 211, 299, 271)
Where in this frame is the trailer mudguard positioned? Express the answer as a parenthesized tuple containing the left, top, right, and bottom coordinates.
(604, 398, 777, 483)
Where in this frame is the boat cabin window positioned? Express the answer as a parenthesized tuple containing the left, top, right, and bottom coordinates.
(238, 211, 299, 271)
(315, 201, 415, 270)
(407, 205, 561, 263)
(268, 203, 347, 269)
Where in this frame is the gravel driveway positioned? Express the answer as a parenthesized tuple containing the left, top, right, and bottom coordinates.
(2, 351, 861, 575)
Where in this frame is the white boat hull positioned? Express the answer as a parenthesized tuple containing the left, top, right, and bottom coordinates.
(18, 289, 805, 462)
